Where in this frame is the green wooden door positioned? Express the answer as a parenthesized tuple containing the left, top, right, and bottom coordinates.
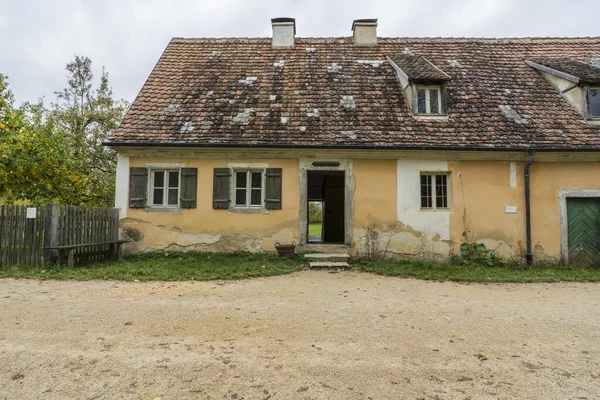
(567, 197, 600, 268)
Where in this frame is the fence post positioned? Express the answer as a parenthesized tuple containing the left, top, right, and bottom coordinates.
(43, 205, 59, 263)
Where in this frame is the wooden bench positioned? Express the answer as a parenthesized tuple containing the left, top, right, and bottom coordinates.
(46, 240, 130, 267)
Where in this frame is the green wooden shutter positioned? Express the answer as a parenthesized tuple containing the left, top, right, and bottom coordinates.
(213, 168, 231, 209)
(180, 168, 198, 209)
(265, 168, 282, 210)
(129, 168, 148, 208)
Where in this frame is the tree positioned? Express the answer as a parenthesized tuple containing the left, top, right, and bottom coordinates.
(0, 75, 86, 203)
(52, 55, 128, 206)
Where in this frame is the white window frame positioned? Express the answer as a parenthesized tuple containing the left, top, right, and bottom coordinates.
(232, 169, 266, 209)
(415, 85, 444, 115)
(420, 172, 450, 211)
(149, 169, 181, 208)
(589, 86, 600, 118)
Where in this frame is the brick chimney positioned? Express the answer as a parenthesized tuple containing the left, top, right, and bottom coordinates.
(271, 17, 296, 47)
(352, 18, 378, 46)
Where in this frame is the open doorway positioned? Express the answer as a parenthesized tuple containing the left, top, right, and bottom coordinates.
(307, 170, 345, 244)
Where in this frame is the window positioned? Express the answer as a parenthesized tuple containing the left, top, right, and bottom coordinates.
(151, 170, 179, 207)
(590, 87, 600, 118)
(234, 170, 264, 208)
(416, 85, 443, 115)
(420, 173, 449, 210)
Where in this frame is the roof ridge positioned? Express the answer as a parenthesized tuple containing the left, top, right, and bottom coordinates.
(170, 36, 600, 43)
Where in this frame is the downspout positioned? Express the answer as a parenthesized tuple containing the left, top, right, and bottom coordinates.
(524, 150, 536, 264)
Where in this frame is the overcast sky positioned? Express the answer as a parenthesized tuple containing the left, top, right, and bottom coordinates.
(1, 0, 599, 106)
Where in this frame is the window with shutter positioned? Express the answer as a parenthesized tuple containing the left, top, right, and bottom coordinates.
(180, 168, 198, 208)
(129, 168, 148, 208)
(265, 168, 282, 210)
(213, 168, 231, 209)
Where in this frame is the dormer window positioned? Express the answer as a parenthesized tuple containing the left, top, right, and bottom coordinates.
(416, 85, 443, 114)
(590, 87, 600, 118)
(525, 59, 600, 121)
(387, 53, 451, 117)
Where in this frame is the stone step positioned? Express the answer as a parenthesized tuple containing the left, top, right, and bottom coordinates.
(297, 244, 351, 254)
(304, 253, 351, 262)
(309, 261, 350, 269)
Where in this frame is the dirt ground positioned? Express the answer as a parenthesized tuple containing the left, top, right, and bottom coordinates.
(1, 271, 599, 400)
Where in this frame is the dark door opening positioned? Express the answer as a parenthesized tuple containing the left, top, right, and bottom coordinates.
(307, 170, 345, 244)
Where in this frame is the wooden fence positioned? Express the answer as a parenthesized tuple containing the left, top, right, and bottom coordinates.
(0, 205, 120, 267)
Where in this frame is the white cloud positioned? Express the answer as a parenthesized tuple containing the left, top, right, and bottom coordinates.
(0, 0, 598, 106)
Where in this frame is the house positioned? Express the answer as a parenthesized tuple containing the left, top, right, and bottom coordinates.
(106, 18, 600, 265)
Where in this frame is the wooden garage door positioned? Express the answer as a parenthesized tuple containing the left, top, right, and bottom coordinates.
(567, 197, 600, 268)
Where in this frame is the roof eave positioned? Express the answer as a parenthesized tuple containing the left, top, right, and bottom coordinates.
(525, 60, 581, 84)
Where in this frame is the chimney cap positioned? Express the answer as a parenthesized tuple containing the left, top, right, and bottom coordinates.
(352, 18, 378, 31)
(271, 17, 296, 34)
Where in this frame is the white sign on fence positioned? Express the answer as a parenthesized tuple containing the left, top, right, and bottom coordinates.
(26, 207, 37, 219)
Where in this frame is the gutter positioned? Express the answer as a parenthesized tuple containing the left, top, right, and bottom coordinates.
(102, 142, 600, 152)
(524, 150, 536, 265)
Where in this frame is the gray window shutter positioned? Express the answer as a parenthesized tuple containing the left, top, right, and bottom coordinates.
(129, 168, 148, 208)
(213, 168, 231, 209)
(180, 168, 197, 209)
(265, 168, 282, 210)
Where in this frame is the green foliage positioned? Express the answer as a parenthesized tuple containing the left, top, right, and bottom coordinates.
(0, 56, 128, 206)
(459, 242, 507, 267)
(308, 201, 323, 223)
(0, 251, 303, 281)
(356, 259, 600, 283)
(0, 75, 86, 203)
(52, 56, 129, 206)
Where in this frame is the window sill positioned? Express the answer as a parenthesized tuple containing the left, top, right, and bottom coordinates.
(420, 208, 451, 213)
(413, 114, 449, 121)
(143, 207, 184, 214)
(227, 207, 269, 215)
(586, 118, 600, 125)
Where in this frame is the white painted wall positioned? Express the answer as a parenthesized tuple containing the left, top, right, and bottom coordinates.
(397, 160, 450, 240)
(115, 155, 130, 219)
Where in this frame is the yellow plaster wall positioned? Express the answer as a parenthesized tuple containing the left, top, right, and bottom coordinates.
(123, 157, 299, 252)
(450, 161, 600, 261)
(353, 159, 397, 224)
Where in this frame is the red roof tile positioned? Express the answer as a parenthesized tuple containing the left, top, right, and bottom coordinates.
(107, 37, 600, 150)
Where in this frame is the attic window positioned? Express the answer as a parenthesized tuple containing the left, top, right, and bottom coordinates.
(590, 87, 600, 117)
(416, 85, 443, 115)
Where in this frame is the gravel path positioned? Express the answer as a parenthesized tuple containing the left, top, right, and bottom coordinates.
(1, 271, 599, 399)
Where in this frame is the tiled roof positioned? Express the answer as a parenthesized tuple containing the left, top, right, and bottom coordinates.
(527, 58, 600, 83)
(388, 54, 451, 82)
(107, 37, 600, 150)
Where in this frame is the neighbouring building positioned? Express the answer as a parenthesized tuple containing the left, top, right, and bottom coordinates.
(105, 18, 600, 265)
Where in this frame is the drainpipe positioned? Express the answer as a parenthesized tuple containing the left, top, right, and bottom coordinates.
(524, 150, 536, 265)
